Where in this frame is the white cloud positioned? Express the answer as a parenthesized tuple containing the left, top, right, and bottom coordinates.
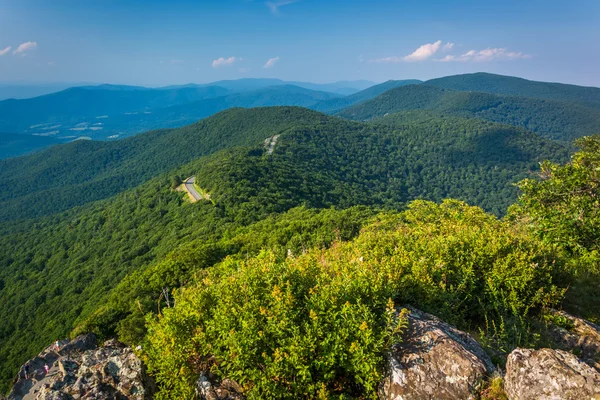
(263, 56, 280, 68)
(266, 0, 299, 15)
(369, 40, 454, 63)
(403, 40, 453, 62)
(212, 56, 239, 68)
(437, 47, 531, 62)
(0, 46, 12, 56)
(170, 59, 184, 64)
(13, 41, 37, 55)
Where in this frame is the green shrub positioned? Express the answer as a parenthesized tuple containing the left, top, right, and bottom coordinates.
(144, 200, 565, 398)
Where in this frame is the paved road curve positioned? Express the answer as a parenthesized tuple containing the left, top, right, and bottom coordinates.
(184, 176, 203, 201)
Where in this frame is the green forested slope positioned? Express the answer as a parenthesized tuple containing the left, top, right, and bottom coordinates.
(337, 84, 600, 142)
(0, 109, 570, 392)
(425, 72, 600, 106)
(194, 114, 568, 218)
(0, 107, 329, 222)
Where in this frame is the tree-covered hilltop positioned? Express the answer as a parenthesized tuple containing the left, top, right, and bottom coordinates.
(310, 79, 422, 114)
(425, 72, 600, 107)
(194, 113, 568, 218)
(0, 107, 329, 222)
(337, 84, 600, 142)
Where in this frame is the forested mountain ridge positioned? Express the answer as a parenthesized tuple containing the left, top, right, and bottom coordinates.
(192, 113, 568, 218)
(337, 84, 600, 142)
(0, 107, 330, 222)
(425, 72, 600, 107)
(310, 79, 422, 114)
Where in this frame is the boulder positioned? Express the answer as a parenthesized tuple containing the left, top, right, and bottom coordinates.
(379, 306, 496, 400)
(547, 309, 600, 370)
(8, 336, 154, 400)
(196, 372, 244, 400)
(504, 348, 600, 400)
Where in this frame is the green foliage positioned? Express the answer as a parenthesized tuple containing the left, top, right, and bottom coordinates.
(196, 113, 567, 218)
(425, 72, 600, 107)
(513, 135, 600, 259)
(337, 84, 600, 142)
(144, 200, 565, 398)
(480, 375, 508, 400)
(75, 206, 374, 345)
(0, 107, 328, 221)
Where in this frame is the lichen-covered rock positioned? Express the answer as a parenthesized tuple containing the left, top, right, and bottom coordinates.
(504, 348, 600, 400)
(547, 309, 600, 370)
(8, 335, 154, 400)
(379, 306, 496, 400)
(196, 372, 244, 400)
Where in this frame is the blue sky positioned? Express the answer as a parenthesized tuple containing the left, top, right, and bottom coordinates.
(1, 0, 599, 87)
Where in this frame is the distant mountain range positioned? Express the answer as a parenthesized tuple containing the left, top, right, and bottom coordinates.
(0, 79, 377, 158)
(1, 73, 599, 160)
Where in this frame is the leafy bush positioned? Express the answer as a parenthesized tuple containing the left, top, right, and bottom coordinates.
(144, 200, 564, 398)
(514, 135, 600, 262)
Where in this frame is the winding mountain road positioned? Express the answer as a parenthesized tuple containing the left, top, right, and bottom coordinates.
(184, 176, 203, 201)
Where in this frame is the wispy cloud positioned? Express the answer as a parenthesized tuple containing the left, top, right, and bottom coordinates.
(368, 56, 403, 64)
(0, 46, 12, 56)
(369, 40, 453, 63)
(266, 0, 300, 15)
(437, 48, 531, 62)
(403, 40, 453, 62)
(263, 56, 280, 68)
(13, 41, 37, 55)
(212, 56, 240, 68)
(170, 59, 184, 64)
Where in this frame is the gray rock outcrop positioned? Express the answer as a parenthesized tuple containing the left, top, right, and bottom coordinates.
(504, 347, 600, 400)
(196, 372, 243, 400)
(547, 309, 600, 370)
(379, 306, 496, 400)
(8, 334, 154, 400)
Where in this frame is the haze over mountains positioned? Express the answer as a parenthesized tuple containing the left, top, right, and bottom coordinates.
(0, 78, 374, 158)
(2, 73, 599, 160)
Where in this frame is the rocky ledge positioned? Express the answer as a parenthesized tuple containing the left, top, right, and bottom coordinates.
(8, 308, 600, 400)
(8, 334, 154, 400)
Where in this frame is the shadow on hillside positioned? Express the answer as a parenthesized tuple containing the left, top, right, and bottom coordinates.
(443, 127, 538, 168)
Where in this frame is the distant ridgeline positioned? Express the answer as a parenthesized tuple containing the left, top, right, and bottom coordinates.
(0, 73, 598, 159)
